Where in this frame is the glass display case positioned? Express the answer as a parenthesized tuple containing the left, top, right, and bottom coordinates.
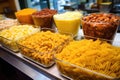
(0, 0, 119, 80)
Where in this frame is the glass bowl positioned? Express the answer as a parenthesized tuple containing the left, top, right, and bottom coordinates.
(17, 28, 73, 67)
(53, 11, 83, 37)
(0, 25, 39, 52)
(0, 36, 18, 52)
(32, 8, 57, 28)
(15, 8, 37, 24)
(81, 13, 120, 41)
(55, 35, 120, 80)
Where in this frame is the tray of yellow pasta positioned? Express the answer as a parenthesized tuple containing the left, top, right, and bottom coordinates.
(55, 35, 120, 80)
(17, 28, 73, 68)
(0, 25, 39, 52)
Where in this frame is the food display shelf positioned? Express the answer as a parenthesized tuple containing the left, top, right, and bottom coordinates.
(0, 30, 120, 80)
(0, 47, 49, 79)
(0, 45, 67, 80)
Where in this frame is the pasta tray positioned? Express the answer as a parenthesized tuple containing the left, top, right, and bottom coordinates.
(55, 35, 120, 80)
(17, 28, 73, 68)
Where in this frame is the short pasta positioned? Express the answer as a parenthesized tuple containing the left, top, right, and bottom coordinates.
(18, 31, 72, 66)
(0, 25, 39, 51)
(56, 39, 120, 78)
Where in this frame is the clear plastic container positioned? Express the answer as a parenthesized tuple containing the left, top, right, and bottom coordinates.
(55, 58, 120, 80)
(32, 8, 57, 28)
(15, 8, 37, 24)
(0, 36, 18, 52)
(17, 43, 55, 67)
(55, 35, 120, 80)
(54, 11, 83, 37)
(17, 28, 73, 67)
(0, 25, 39, 52)
(82, 13, 120, 41)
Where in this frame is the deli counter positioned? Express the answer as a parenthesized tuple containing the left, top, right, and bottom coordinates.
(0, 29, 120, 80)
(0, 30, 120, 80)
(0, 8, 120, 80)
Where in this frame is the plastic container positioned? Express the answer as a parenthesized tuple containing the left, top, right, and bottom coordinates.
(55, 35, 120, 80)
(81, 13, 120, 41)
(54, 11, 83, 37)
(17, 43, 56, 67)
(15, 8, 37, 24)
(0, 25, 39, 52)
(32, 8, 57, 28)
(55, 58, 120, 80)
(17, 28, 73, 67)
(0, 36, 18, 52)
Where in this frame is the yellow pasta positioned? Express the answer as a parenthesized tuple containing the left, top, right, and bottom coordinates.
(18, 31, 72, 66)
(56, 39, 120, 79)
(0, 25, 39, 41)
(0, 25, 39, 52)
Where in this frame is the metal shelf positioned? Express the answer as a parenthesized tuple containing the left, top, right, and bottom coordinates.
(0, 46, 67, 80)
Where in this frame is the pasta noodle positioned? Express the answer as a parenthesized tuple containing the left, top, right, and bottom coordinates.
(56, 39, 120, 79)
(0, 25, 39, 52)
(18, 31, 72, 67)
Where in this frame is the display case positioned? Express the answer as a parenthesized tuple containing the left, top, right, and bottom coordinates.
(0, 29, 120, 80)
(55, 35, 120, 80)
(17, 28, 72, 67)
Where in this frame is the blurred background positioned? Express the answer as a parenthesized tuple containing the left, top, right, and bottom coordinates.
(0, 0, 120, 30)
(0, 0, 120, 18)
